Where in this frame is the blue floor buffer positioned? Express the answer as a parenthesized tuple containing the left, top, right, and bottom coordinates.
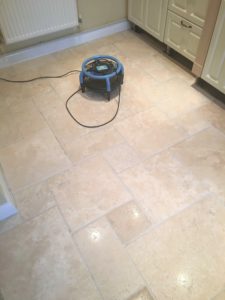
(79, 55, 124, 100)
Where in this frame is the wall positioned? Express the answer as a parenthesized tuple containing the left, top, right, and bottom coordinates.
(3, 0, 127, 52)
(77, 0, 127, 31)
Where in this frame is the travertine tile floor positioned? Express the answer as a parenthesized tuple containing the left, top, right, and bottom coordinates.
(0, 30, 225, 300)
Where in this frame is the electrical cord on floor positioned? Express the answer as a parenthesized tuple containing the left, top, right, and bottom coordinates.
(0, 69, 121, 128)
(65, 86, 121, 128)
(0, 69, 81, 83)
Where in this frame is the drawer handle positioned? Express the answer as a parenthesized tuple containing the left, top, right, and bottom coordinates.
(181, 20, 192, 29)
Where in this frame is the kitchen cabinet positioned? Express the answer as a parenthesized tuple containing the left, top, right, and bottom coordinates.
(128, 0, 146, 28)
(164, 11, 202, 61)
(202, 0, 225, 94)
(164, 0, 210, 62)
(169, 0, 210, 27)
(128, 0, 168, 42)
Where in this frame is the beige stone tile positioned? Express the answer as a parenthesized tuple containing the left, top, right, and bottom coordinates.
(32, 88, 63, 117)
(64, 126, 124, 163)
(153, 78, 209, 118)
(172, 127, 225, 199)
(107, 201, 151, 243)
(48, 155, 132, 232)
(115, 108, 187, 159)
(0, 97, 47, 148)
(148, 54, 195, 84)
(34, 92, 89, 145)
(213, 289, 225, 300)
(115, 36, 158, 62)
(50, 74, 80, 99)
(103, 143, 140, 173)
(175, 102, 225, 135)
(128, 287, 155, 300)
(75, 217, 145, 300)
(14, 181, 56, 220)
(120, 150, 207, 224)
(0, 208, 101, 300)
(0, 128, 71, 191)
(128, 197, 225, 300)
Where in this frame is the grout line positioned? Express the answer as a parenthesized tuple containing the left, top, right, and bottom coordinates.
(72, 236, 105, 300)
(125, 193, 213, 247)
(0, 205, 57, 237)
(102, 206, 158, 300)
(71, 197, 132, 236)
(31, 91, 74, 166)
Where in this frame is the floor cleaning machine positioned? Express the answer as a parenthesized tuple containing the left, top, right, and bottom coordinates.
(0, 55, 124, 128)
(79, 55, 124, 100)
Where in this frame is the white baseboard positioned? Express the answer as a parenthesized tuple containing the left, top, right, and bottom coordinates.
(0, 20, 131, 69)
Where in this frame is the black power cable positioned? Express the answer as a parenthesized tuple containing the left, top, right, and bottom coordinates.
(65, 86, 121, 129)
(0, 69, 81, 83)
(0, 69, 121, 128)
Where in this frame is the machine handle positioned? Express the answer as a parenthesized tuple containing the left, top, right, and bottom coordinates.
(181, 20, 192, 29)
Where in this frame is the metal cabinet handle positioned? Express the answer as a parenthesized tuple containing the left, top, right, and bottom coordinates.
(181, 20, 192, 29)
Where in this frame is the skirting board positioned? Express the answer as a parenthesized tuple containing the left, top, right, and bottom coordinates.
(0, 20, 131, 69)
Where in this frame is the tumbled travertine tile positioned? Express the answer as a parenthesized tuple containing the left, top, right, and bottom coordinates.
(75, 217, 145, 300)
(115, 35, 158, 61)
(213, 289, 225, 300)
(64, 126, 124, 163)
(103, 143, 140, 173)
(128, 197, 225, 300)
(0, 128, 71, 191)
(50, 73, 80, 99)
(115, 108, 187, 159)
(119, 149, 207, 224)
(107, 201, 151, 243)
(49, 155, 132, 232)
(14, 181, 56, 219)
(153, 78, 209, 118)
(0, 97, 47, 148)
(172, 127, 225, 199)
(128, 287, 155, 300)
(175, 102, 225, 135)
(0, 208, 101, 300)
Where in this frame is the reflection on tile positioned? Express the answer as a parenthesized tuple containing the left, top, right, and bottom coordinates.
(0, 208, 101, 300)
(75, 217, 145, 300)
(115, 108, 187, 159)
(120, 150, 207, 224)
(128, 197, 225, 300)
(172, 127, 225, 199)
(103, 143, 140, 173)
(14, 181, 56, 219)
(128, 287, 155, 300)
(107, 201, 150, 243)
(0, 128, 71, 191)
(50, 155, 132, 232)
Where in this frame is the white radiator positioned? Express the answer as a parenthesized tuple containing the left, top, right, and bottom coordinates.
(0, 0, 78, 44)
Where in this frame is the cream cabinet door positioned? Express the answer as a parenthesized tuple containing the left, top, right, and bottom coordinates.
(164, 11, 202, 61)
(202, 0, 225, 94)
(169, 0, 210, 27)
(144, 0, 168, 41)
(128, 0, 146, 28)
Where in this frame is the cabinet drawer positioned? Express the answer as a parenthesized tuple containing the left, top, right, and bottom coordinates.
(168, 0, 210, 27)
(164, 11, 202, 61)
